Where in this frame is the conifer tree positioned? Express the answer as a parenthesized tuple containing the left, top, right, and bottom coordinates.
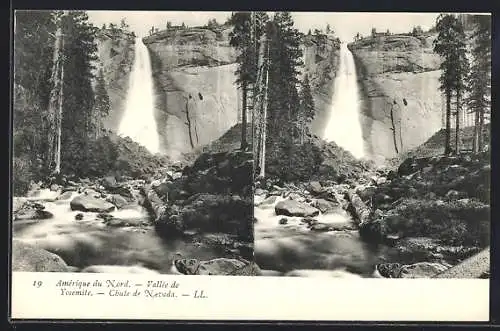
(229, 11, 269, 150)
(434, 14, 468, 155)
(467, 15, 491, 152)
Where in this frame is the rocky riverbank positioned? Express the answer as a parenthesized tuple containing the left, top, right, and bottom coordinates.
(12, 148, 259, 275)
(254, 138, 490, 278)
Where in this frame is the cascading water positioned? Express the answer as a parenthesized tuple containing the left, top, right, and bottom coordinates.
(323, 42, 365, 159)
(118, 37, 160, 154)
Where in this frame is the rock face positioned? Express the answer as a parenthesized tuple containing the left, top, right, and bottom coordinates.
(300, 35, 341, 137)
(142, 27, 341, 160)
(349, 33, 445, 163)
(95, 28, 136, 132)
(142, 27, 240, 159)
(12, 240, 69, 272)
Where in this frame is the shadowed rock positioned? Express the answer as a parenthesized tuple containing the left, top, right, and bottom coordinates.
(12, 240, 68, 272)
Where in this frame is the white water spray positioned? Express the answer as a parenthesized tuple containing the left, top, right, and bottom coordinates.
(323, 43, 365, 159)
(118, 38, 160, 154)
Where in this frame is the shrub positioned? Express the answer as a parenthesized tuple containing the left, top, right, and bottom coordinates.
(384, 198, 490, 247)
(12, 155, 33, 196)
(266, 142, 323, 182)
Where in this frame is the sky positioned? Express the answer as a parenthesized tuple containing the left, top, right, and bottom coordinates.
(86, 11, 442, 41)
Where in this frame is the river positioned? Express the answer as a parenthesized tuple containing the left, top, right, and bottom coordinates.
(253, 195, 397, 277)
(12, 188, 225, 274)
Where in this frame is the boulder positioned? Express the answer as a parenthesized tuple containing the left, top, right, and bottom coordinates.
(108, 194, 129, 209)
(255, 188, 268, 196)
(70, 195, 115, 213)
(309, 222, 331, 232)
(156, 193, 253, 240)
(398, 262, 450, 278)
(12, 197, 28, 214)
(13, 201, 53, 221)
(308, 181, 323, 195)
(279, 218, 288, 225)
(346, 190, 371, 225)
(314, 198, 339, 214)
(102, 176, 118, 189)
(445, 190, 467, 200)
(12, 240, 68, 272)
(275, 199, 319, 217)
(56, 190, 75, 201)
(174, 257, 258, 276)
(75, 213, 84, 220)
(357, 185, 377, 201)
(376, 263, 403, 278)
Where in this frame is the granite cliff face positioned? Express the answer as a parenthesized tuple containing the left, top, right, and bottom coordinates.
(348, 34, 444, 164)
(300, 35, 341, 137)
(95, 28, 136, 132)
(95, 26, 341, 160)
(143, 27, 240, 160)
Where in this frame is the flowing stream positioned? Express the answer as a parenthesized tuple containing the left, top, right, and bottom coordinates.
(13, 189, 224, 274)
(254, 196, 392, 277)
(118, 38, 160, 154)
(323, 43, 365, 159)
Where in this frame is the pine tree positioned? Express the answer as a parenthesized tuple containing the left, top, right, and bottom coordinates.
(120, 18, 129, 30)
(467, 15, 491, 152)
(59, 11, 99, 174)
(229, 11, 269, 150)
(434, 14, 467, 155)
(13, 10, 57, 188)
(451, 19, 469, 154)
(46, 10, 66, 174)
(265, 12, 304, 178)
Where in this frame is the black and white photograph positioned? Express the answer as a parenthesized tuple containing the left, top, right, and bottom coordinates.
(11, 10, 491, 280)
(9, 9, 493, 322)
(12, 10, 257, 276)
(251, 12, 491, 279)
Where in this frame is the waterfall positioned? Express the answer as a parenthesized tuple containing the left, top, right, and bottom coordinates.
(323, 43, 365, 159)
(118, 38, 160, 154)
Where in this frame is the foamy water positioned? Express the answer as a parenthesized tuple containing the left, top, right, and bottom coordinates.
(324, 43, 365, 159)
(118, 38, 160, 154)
(13, 189, 222, 273)
(254, 196, 386, 277)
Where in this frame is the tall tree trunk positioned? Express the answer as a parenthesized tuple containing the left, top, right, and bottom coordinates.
(55, 35, 64, 174)
(260, 60, 269, 179)
(473, 108, 479, 153)
(444, 88, 452, 155)
(478, 107, 485, 151)
(241, 81, 248, 150)
(455, 89, 461, 154)
(47, 12, 64, 174)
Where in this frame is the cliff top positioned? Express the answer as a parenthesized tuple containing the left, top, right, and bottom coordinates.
(348, 32, 437, 52)
(142, 26, 233, 46)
